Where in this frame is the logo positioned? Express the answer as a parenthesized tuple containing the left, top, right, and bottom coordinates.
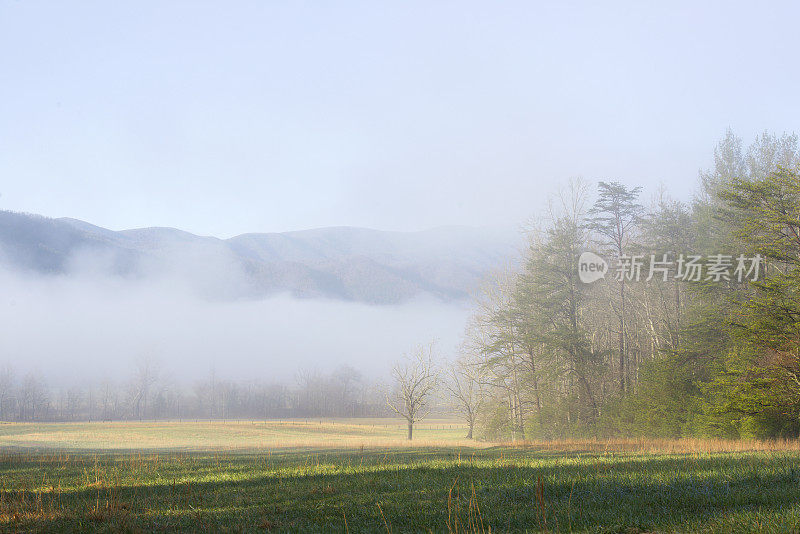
(578, 252, 607, 283)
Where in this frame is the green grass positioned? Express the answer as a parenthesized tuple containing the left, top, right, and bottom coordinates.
(1, 421, 800, 532)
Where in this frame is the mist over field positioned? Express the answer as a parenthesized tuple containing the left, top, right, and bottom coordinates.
(0, 211, 519, 386)
(0, 256, 472, 385)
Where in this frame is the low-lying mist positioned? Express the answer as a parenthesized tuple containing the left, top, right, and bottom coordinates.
(0, 264, 471, 387)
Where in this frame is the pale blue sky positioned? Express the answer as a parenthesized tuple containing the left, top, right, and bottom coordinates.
(1, 1, 798, 237)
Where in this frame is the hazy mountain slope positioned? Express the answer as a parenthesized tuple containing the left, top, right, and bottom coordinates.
(0, 211, 521, 303)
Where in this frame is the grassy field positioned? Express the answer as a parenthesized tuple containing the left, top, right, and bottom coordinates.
(1, 420, 800, 532)
(0, 419, 472, 451)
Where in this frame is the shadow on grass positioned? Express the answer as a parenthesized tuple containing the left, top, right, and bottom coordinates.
(2, 449, 799, 532)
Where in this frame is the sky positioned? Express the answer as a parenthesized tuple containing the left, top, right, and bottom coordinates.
(2, 1, 800, 237)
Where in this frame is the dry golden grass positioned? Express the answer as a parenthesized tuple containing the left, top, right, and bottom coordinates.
(0, 418, 479, 452)
(3, 420, 799, 454)
(502, 436, 800, 454)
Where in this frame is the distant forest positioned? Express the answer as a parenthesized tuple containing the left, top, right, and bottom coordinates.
(2, 131, 800, 440)
(0, 362, 393, 422)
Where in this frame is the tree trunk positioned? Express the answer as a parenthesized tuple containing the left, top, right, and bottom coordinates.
(528, 348, 543, 429)
(466, 420, 474, 439)
(619, 277, 626, 393)
(407, 421, 413, 440)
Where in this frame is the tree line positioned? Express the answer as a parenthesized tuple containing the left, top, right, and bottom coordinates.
(0, 361, 392, 421)
(451, 130, 800, 440)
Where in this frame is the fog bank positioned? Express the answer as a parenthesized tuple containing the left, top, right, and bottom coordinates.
(0, 268, 470, 386)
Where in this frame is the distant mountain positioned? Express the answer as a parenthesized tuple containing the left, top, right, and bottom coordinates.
(0, 211, 522, 304)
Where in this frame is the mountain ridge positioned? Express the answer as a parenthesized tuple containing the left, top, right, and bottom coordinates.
(0, 211, 521, 304)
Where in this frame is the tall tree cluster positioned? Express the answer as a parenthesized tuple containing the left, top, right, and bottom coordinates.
(463, 131, 800, 440)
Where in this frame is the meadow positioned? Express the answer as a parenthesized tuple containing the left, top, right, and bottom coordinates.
(1, 420, 799, 533)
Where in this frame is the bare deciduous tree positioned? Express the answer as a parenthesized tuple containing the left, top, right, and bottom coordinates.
(0, 364, 14, 421)
(130, 356, 159, 421)
(444, 355, 485, 439)
(387, 343, 439, 440)
(19, 371, 48, 421)
(331, 364, 363, 417)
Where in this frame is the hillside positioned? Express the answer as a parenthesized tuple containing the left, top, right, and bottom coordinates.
(0, 211, 520, 303)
